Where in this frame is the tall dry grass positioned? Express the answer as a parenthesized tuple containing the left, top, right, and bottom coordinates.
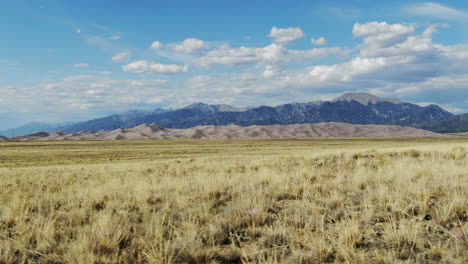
(0, 138, 467, 263)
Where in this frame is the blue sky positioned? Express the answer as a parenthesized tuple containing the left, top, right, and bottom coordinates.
(1, 0, 468, 129)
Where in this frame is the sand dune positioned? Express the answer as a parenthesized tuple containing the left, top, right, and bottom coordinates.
(8, 122, 446, 141)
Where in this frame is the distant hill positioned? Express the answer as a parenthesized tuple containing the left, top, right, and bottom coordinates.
(417, 113, 468, 133)
(9, 122, 446, 141)
(2, 93, 457, 136)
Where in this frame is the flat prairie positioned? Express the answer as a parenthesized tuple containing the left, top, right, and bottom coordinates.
(0, 138, 467, 263)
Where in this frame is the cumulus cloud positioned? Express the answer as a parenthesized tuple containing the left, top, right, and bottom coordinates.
(192, 43, 347, 69)
(123, 60, 188, 75)
(353, 22, 415, 48)
(269, 26, 305, 44)
(73, 63, 89, 67)
(146, 96, 164, 104)
(311, 37, 327, 45)
(192, 45, 258, 68)
(112, 51, 130, 62)
(263, 65, 282, 79)
(405, 2, 468, 21)
(151, 41, 164, 49)
(304, 22, 451, 84)
(174, 38, 206, 53)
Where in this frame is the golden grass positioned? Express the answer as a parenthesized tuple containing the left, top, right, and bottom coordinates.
(0, 138, 467, 263)
(448, 133, 468, 137)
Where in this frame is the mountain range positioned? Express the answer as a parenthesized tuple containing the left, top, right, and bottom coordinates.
(0, 92, 465, 137)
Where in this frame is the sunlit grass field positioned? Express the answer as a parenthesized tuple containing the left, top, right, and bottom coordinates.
(1, 138, 467, 263)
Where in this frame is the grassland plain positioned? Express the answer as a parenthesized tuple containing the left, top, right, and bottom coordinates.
(0, 138, 467, 264)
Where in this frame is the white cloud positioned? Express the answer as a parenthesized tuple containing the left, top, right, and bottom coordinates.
(112, 51, 130, 62)
(304, 23, 446, 84)
(405, 2, 468, 21)
(256, 43, 288, 65)
(73, 63, 89, 68)
(269, 26, 305, 44)
(75, 28, 81, 34)
(0, 76, 170, 114)
(151, 41, 164, 49)
(110, 35, 121, 40)
(311, 37, 327, 45)
(395, 74, 468, 94)
(192, 45, 257, 68)
(353, 22, 415, 48)
(263, 65, 282, 79)
(422, 23, 442, 37)
(146, 96, 163, 104)
(174, 38, 206, 53)
(122, 60, 188, 75)
(288, 47, 347, 61)
(192, 43, 347, 73)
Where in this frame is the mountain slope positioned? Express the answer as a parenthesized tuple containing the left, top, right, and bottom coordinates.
(392, 104, 455, 126)
(416, 113, 468, 133)
(64, 110, 152, 133)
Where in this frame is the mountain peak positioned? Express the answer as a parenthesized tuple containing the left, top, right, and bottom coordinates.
(332, 92, 404, 105)
(182, 102, 220, 115)
(183, 102, 209, 109)
(182, 102, 249, 113)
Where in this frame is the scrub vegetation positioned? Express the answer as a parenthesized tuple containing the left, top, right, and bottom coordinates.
(0, 138, 467, 263)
